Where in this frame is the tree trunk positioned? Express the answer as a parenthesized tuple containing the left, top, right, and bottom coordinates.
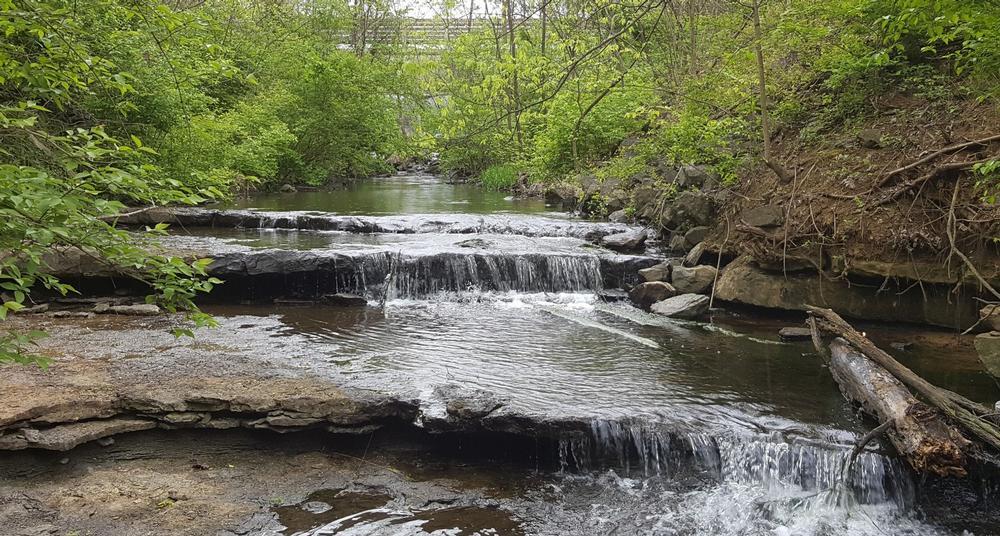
(750, 0, 771, 161)
(504, 0, 523, 147)
(828, 339, 969, 476)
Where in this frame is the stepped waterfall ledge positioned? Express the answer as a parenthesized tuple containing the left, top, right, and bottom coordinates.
(3, 0, 1000, 531)
(4, 171, 999, 536)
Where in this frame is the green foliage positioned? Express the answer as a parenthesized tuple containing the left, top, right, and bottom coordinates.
(973, 159, 1000, 205)
(0, 0, 414, 364)
(479, 165, 519, 190)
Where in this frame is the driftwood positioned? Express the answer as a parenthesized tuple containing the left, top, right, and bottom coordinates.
(808, 306, 1000, 473)
(829, 338, 969, 476)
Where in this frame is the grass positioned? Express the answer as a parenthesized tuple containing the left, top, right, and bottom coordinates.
(479, 164, 519, 190)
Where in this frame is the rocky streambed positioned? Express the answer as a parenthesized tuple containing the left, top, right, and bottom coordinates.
(5, 173, 1000, 535)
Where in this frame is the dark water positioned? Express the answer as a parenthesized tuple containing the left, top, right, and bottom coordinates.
(176, 174, 1000, 535)
(228, 173, 551, 215)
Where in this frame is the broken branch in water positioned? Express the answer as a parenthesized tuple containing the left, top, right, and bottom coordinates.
(807, 306, 1000, 475)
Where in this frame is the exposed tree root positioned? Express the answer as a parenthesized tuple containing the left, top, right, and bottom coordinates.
(878, 134, 1000, 187)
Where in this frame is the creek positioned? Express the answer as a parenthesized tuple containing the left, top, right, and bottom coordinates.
(6, 171, 999, 535)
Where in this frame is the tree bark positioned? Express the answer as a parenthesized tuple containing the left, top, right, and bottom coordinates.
(829, 339, 969, 476)
(750, 0, 771, 161)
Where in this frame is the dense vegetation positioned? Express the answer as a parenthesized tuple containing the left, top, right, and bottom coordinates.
(0, 0, 410, 362)
(1, 0, 998, 362)
(420, 0, 1000, 189)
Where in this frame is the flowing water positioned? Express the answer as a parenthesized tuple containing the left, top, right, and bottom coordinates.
(168, 173, 999, 535)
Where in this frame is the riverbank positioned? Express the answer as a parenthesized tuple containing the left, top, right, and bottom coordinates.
(530, 96, 999, 331)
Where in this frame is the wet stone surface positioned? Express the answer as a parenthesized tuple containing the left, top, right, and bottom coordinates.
(8, 173, 1000, 535)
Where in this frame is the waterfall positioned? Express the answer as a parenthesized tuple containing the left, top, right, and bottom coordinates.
(335, 252, 605, 300)
(557, 419, 914, 508)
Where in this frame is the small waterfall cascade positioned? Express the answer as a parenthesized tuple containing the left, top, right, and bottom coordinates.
(321, 251, 605, 300)
(557, 419, 915, 508)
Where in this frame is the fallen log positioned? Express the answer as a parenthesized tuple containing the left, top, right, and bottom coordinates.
(806, 306, 1000, 454)
(829, 338, 969, 476)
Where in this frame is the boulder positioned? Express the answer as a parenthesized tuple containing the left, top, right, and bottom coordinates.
(628, 281, 677, 309)
(684, 243, 706, 266)
(981, 305, 1000, 331)
(638, 262, 672, 283)
(608, 209, 628, 223)
(601, 229, 647, 252)
(279, 184, 297, 193)
(544, 184, 579, 209)
(675, 165, 713, 189)
(671, 265, 718, 294)
(778, 327, 812, 341)
(684, 226, 710, 246)
(669, 191, 716, 228)
(740, 205, 783, 228)
(714, 255, 980, 329)
(975, 332, 1000, 378)
(323, 293, 368, 307)
(650, 294, 710, 319)
(107, 304, 161, 316)
(668, 234, 688, 252)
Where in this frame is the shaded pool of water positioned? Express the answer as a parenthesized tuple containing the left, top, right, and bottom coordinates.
(228, 174, 553, 216)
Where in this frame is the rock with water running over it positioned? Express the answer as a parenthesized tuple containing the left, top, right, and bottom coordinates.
(601, 229, 647, 252)
(638, 262, 672, 283)
(597, 289, 629, 302)
(650, 294, 710, 319)
(628, 281, 676, 309)
(323, 293, 368, 307)
(670, 265, 717, 294)
(975, 332, 1000, 378)
(778, 327, 812, 341)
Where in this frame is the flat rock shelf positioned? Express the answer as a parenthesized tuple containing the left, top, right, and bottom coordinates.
(4, 173, 999, 536)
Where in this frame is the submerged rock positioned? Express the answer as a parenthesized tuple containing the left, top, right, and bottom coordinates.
(650, 294, 710, 319)
(597, 289, 629, 302)
(778, 327, 812, 341)
(976, 332, 1000, 378)
(323, 293, 368, 307)
(628, 282, 676, 309)
(671, 265, 717, 294)
(601, 229, 647, 252)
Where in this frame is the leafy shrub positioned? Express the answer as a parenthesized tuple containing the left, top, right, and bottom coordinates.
(479, 165, 519, 190)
